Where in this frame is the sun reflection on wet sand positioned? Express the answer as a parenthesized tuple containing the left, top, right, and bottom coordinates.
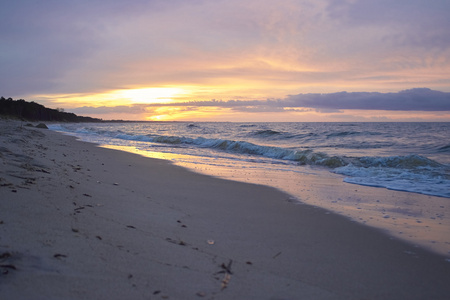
(102, 144, 450, 258)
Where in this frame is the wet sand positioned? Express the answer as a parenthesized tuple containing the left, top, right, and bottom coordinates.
(120, 146, 450, 257)
(1, 120, 449, 299)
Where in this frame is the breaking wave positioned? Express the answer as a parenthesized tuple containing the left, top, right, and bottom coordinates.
(49, 122, 450, 198)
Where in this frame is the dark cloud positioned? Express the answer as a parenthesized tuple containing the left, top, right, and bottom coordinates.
(150, 88, 450, 111)
(285, 88, 450, 111)
(70, 89, 450, 116)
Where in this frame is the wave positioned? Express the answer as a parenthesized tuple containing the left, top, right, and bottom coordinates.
(354, 155, 443, 169)
(49, 123, 450, 198)
(251, 129, 283, 137)
(49, 125, 348, 167)
(437, 144, 450, 153)
(326, 130, 382, 138)
(334, 155, 450, 198)
(141, 133, 348, 167)
(117, 132, 447, 171)
(248, 129, 289, 140)
(335, 165, 449, 198)
(132, 133, 450, 198)
(49, 125, 445, 169)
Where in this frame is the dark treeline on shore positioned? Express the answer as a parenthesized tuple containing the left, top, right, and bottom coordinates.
(0, 97, 102, 122)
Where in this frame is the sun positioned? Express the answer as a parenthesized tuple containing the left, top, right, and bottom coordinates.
(118, 87, 187, 104)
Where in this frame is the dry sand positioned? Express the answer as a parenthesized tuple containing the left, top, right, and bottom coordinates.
(1, 119, 449, 300)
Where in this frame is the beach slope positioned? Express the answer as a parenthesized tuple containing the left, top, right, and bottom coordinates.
(1, 120, 449, 300)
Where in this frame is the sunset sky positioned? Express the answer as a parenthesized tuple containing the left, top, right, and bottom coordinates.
(1, 0, 450, 121)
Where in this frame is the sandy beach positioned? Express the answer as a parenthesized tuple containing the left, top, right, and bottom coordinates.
(1, 120, 449, 300)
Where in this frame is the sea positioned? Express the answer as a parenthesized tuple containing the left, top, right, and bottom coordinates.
(49, 122, 450, 257)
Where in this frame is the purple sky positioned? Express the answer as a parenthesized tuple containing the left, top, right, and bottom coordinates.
(1, 0, 449, 121)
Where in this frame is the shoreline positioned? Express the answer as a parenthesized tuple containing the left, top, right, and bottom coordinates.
(101, 144, 450, 258)
(1, 120, 450, 299)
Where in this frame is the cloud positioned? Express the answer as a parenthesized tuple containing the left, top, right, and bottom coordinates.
(71, 105, 148, 115)
(327, 0, 450, 49)
(70, 89, 450, 117)
(0, 1, 110, 95)
(2, 0, 449, 101)
(285, 88, 450, 111)
(150, 88, 450, 111)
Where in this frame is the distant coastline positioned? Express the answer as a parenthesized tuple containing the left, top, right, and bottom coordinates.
(0, 97, 193, 123)
(0, 97, 101, 122)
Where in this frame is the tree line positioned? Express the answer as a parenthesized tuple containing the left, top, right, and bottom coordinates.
(0, 97, 102, 122)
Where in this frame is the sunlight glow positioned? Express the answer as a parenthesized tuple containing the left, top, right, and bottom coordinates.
(118, 87, 187, 104)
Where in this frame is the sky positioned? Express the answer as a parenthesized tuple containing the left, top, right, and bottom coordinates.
(1, 0, 450, 121)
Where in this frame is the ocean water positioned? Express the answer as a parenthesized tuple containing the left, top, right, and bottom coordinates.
(49, 122, 450, 256)
(50, 122, 450, 198)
